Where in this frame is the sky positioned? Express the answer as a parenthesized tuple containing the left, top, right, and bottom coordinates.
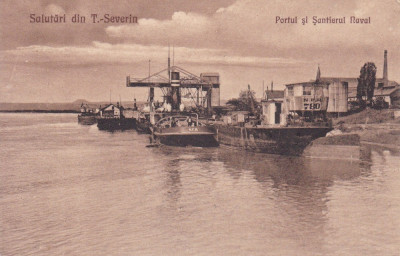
(0, 0, 399, 103)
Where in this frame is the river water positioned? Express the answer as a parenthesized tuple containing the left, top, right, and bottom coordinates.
(0, 113, 399, 255)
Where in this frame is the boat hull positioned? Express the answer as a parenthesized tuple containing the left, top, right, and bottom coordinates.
(135, 119, 152, 133)
(78, 115, 97, 125)
(97, 118, 136, 131)
(213, 124, 332, 155)
(153, 126, 218, 147)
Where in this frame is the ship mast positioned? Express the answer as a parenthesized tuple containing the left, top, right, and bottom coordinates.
(168, 44, 171, 82)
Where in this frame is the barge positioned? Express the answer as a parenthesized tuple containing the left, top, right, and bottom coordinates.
(78, 113, 97, 125)
(96, 103, 136, 131)
(212, 72, 335, 155)
(77, 103, 97, 125)
(213, 124, 331, 155)
(152, 115, 218, 147)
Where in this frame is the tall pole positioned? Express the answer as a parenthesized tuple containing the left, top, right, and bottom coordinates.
(148, 60, 151, 82)
(262, 80, 265, 99)
(148, 59, 154, 104)
(168, 44, 171, 81)
(167, 45, 171, 105)
(197, 88, 199, 105)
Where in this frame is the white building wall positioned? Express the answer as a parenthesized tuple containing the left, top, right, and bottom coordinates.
(327, 81, 348, 112)
(114, 108, 120, 117)
(262, 102, 276, 125)
(294, 86, 303, 96)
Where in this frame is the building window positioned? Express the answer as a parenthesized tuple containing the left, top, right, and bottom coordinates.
(303, 86, 312, 96)
(288, 88, 294, 96)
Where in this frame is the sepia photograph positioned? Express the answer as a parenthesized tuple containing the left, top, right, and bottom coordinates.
(1, 0, 399, 255)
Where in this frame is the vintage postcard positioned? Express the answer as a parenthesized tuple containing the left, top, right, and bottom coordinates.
(1, 0, 399, 255)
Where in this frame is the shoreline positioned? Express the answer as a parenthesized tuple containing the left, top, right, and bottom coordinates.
(333, 124, 400, 149)
(2, 108, 399, 148)
(331, 108, 400, 148)
(346, 126, 400, 148)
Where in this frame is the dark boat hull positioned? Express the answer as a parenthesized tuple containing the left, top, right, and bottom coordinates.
(97, 118, 136, 131)
(153, 126, 218, 147)
(78, 115, 97, 125)
(213, 124, 332, 155)
(135, 119, 152, 134)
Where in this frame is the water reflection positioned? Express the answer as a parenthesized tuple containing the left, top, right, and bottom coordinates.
(137, 142, 395, 255)
(164, 159, 182, 204)
(216, 148, 365, 182)
(214, 148, 369, 254)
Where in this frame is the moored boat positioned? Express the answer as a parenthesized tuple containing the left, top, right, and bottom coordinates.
(96, 103, 136, 131)
(96, 117, 136, 130)
(135, 112, 165, 134)
(78, 113, 97, 125)
(152, 114, 218, 147)
(135, 115, 152, 133)
(210, 69, 334, 155)
(212, 123, 331, 155)
(78, 103, 98, 125)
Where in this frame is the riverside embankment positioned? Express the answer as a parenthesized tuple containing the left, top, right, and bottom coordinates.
(333, 108, 400, 148)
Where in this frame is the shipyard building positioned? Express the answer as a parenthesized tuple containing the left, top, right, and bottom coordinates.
(261, 50, 399, 126)
(261, 67, 349, 126)
(320, 50, 400, 108)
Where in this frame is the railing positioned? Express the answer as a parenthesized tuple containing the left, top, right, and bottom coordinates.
(155, 113, 200, 128)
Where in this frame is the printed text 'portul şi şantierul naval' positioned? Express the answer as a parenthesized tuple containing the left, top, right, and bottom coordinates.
(275, 16, 371, 25)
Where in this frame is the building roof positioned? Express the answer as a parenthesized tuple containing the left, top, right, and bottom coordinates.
(265, 90, 284, 100)
(100, 103, 122, 110)
(348, 86, 399, 98)
(320, 77, 358, 83)
(286, 81, 330, 87)
(320, 77, 396, 82)
(383, 80, 399, 87)
(374, 87, 400, 96)
(320, 77, 399, 87)
(321, 77, 399, 98)
(200, 72, 219, 76)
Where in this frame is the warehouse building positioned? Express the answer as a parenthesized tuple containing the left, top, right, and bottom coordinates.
(319, 50, 400, 108)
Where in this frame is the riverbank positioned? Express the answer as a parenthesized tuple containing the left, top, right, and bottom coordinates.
(332, 108, 400, 147)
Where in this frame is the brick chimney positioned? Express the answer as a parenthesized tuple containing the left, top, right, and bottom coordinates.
(383, 50, 388, 87)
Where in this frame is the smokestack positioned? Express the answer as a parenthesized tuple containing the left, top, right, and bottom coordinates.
(316, 65, 321, 83)
(383, 50, 388, 86)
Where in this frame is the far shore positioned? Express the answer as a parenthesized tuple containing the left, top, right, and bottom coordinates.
(0, 110, 79, 113)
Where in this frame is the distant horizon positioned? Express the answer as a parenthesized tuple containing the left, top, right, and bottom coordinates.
(0, 98, 232, 104)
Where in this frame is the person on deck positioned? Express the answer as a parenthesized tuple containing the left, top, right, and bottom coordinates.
(170, 117, 176, 127)
(187, 116, 193, 126)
